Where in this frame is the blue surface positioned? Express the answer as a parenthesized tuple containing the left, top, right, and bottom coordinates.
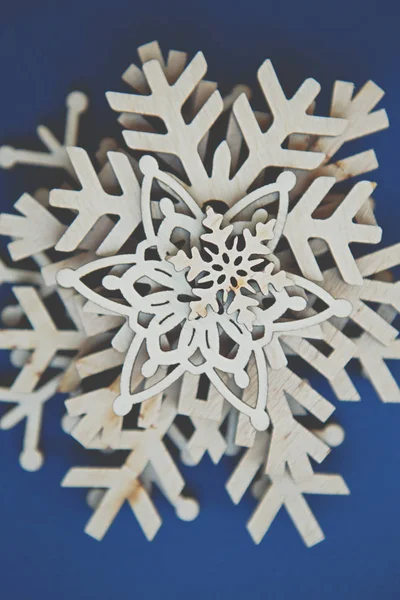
(1, 1, 400, 598)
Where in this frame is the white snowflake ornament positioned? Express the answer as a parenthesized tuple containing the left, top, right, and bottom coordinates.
(57, 155, 351, 431)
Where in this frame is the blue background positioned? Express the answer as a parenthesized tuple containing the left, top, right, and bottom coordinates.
(1, 1, 400, 598)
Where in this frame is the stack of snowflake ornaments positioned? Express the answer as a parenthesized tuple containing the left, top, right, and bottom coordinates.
(0, 40, 398, 548)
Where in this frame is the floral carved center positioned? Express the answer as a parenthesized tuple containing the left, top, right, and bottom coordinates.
(169, 207, 301, 331)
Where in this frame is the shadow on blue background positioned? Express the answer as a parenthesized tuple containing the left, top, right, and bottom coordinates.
(1, 1, 400, 598)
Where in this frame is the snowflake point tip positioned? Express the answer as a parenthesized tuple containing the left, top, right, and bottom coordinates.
(139, 154, 159, 176)
(288, 296, 307, 312)
(323, 424, 346, 447)
(113, 394, 132, 416)
(142, 359, 157, 378)
(103, 274, 120, 291)
(333, 299, 352, 318)
(175, 496, 200, 521)
(57, 268, 77, 289)
(234, 370, 250, 388)
(66, 91, 89, 113)
(251, 411, 270, 431)
(19, 449, 44, 472)
(0, 145, 17, 168)
(277, 170, 296, 192)
(159, 197, 175, 217)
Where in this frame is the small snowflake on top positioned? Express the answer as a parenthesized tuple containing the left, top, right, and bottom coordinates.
(169, 205, 287, 327)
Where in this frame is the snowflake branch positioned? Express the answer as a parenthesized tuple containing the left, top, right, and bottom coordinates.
(0, 376, 60, 471)
(107, 52, 223, 198)
(62, 396, 186, 540)
(212, 61, 347, 205)
(0, 193, 66, 261)
(284, 178, 382, 284)
(50, 148, 141, 256)
(0, 287, 84, 391)
(0, 92, 88, 177)
(290, 79, 389, 196)
(323, 244, 400, 346)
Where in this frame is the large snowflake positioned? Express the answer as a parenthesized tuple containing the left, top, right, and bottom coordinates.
(0, 41, 398, 547)
(57, 156, 351, 432)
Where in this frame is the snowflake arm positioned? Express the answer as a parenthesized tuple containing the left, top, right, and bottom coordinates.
(0, 286, 84, 391)
(323, 244, 400, 345)
(0, 192, 66, 261)
(62, 460, 162, 541)
(247, 469, 349, 547)
(290, 79, 389, 196)
(65, 383, 123, 449)
(62, 395, 186, 541)
(227, 370, 348, 547)
(281, 320, 359, 401)
(107, 52, 224, 200)
(0, 92, 88, 177)
(354, 305, 400, 403)
(0, 376, 60, 471)
(175, 371, 225, 421)
(49, 148, 141, 256)
(0, 258, 42, 286)
(284, 178, 382, 284)
(173, 403, 230, 466)
(213, 61, 347, 205)
(109, 49, 346, 206)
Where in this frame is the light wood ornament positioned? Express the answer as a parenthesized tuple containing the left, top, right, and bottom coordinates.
(0, 40, 398, 547)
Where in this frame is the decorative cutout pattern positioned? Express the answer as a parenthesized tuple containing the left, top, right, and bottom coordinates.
(57, 157, 351, 431)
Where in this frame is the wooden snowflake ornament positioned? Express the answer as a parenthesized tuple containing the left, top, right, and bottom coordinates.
(56, 156, 352, 432)
(0, 40, 398, 548)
